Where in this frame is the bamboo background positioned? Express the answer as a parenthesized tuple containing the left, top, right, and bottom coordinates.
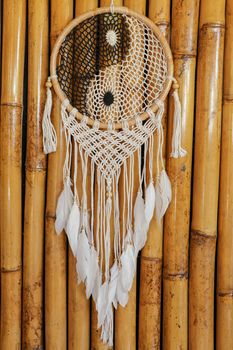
(0, 0, 232, 349)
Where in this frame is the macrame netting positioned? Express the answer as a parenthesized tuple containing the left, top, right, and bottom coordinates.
(57, 14, 167, 124)
(42, 9, 186, 346)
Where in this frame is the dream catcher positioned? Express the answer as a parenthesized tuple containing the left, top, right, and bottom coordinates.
(43, 2, 186, 345)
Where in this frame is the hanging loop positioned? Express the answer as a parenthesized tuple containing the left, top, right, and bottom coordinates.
(110, 0, 114, 14)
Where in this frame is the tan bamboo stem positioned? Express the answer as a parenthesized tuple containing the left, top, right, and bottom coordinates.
(91, 202, 115, 350)
(114, 1, 145, 349)
(45, 2, 73, 349)
(216, 1, 233, 348)
(162, 1, 200, 349)
(91, 177, 116, 350)
(114, 158, 138, 350)
(68, 2, 97, 349)
(124, 0, 145, 16)
(138, 1, 170, 349)
(22, 0, 48, 348)
(0, 0, 1, 335)
(90, 2, 122, 349)
(189, 0, 225, 348)
(0, 1, 26, 349)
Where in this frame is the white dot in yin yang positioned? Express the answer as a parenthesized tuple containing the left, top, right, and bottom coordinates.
(106, 30, 117, 47)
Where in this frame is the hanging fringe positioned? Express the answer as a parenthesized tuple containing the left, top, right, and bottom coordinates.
(42, 77, 57, 154)
(144, 135, 156, 225)
(113, 172, 120, 262)
(66, 141, 80, 256)
(104, 179, 112, 282)
(53, 101, 178, 347)
(170, 80, 187, 158)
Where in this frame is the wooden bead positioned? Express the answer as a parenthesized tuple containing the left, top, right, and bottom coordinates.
(172, 82, 179, 90)
(46, 80, 52, 88)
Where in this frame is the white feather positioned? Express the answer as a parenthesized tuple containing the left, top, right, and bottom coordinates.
(144, 181, 156, 224)
(92, 268, 102, 304)
(85, 246, 99, 299)
(66, 202, 80, 256)
(76, 229, 90, 284)
(101, 307, 114, 346)
(97, 281, 108, 328)
(133, 191, 149, 254)
(55, 178, 73, 234)
(155, 169, 172, 220)
(96, 263, 118, 346)
(81, 209, 91, 242)
(108, 261, 119, 306)
(119, 244, 136, 292)
(124, 228, 133, 245)
(116, 280, 129, 307)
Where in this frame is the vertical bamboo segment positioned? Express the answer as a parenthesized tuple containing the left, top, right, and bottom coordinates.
(114, 1, 145, 349)
(114, 165, 138, 350)
(0, 1, 26, 349)
(189, 0, 225, 348)
(138, 1, 170, 349)
(90, 2, 122, 349)
(0, 0, 1, 336)
(22, 1, 48, 348)
(124, 0, 145, 15)
(216, 1, 233, 348)
(162, 1, 200, 349)
(68, 2, 97, 350)
(45, 2, 73, 349)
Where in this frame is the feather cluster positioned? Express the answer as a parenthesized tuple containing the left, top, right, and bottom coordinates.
(54, 162, 172, 348)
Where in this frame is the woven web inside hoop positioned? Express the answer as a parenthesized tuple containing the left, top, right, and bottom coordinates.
(56, 13, 168, 124)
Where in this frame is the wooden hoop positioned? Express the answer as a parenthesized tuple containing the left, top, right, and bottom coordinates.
(50, 6, 174, 130)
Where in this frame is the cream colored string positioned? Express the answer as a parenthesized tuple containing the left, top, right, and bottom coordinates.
(110, 0, 114, 14)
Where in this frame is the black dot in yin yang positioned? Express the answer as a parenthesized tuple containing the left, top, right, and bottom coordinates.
(103, 91, 114, 106)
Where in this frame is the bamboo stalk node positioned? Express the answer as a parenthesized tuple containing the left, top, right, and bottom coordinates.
(191, 229, 217, 243)
(218, 291, 233, 297)
(1, 266, 22, 273)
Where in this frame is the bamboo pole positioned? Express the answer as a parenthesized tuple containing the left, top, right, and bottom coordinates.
(138, 1, 170, 349)
(216, 1, 233, 348)
(45, 2, 73, 349)
(114, 1, 145, 349)
(0, 1, 26, 348)
(68, 2, 97, 349)
(22, 1, 48, 348)
(162, 1, 200, 349)
(90, 2, 122, 349)
(91, 178, 115, 350)
(0, 0, 2, 336)
(189, 0, 225, 348)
